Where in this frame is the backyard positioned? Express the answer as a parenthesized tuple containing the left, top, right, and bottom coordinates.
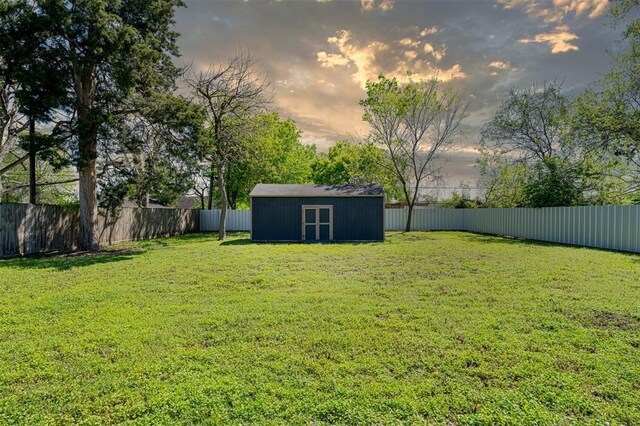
(0, 232, 639, 424)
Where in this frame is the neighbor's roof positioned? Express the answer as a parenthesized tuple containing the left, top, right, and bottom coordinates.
(250, 183, 384, 198)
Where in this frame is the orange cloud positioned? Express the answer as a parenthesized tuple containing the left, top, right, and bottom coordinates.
(488, 60, 511, 69)
(317, 30, 389, 87)
(496, 0, 608, 23)
(317, 30, 466, 88)
(420, 26, 439, 37)
(519, 25, 579, 53)
(423, 43, 446, 62)
(361, 0, 394, 12)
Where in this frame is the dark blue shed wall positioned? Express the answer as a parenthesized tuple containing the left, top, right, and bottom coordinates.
(251, 197, 384, 242)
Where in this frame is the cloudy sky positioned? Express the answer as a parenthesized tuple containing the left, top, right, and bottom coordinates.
(174, 0, 618, 190)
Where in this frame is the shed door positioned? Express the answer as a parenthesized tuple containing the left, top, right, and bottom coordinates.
(302, 205, 333, 242)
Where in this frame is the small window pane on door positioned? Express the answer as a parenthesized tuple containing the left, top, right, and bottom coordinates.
(305, 225, 317, 241)
(319, 224, 330, 240)
(319, 208, 330, 223)
(305, 208, 316, 223)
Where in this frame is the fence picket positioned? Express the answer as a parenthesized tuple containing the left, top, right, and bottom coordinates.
(1, 204, 198, 257)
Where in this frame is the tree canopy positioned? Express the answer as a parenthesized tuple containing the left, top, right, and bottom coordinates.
(478, 79, 637, 207)
(311, 140, 399, 199)
(2, 0, 186, 249)
(361, 75, 467, 230)
(225, 113, 315, 209)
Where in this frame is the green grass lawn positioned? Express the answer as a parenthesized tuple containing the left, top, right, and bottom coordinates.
(1, 232, 639, 425)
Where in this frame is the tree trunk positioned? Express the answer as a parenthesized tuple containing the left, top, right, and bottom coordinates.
(78, 146, 99, 251)
(134, 151, 148, 207)
(207, 165, 215, 210)
(227, 185, 237, 210)
(224, 168, 237, 210)
(138, 193, 149, 208)
(76, 72, 100, 251)
(405, 203, 414, 232)
(217, 163, 227, 241)
(29, 118, 36, 204)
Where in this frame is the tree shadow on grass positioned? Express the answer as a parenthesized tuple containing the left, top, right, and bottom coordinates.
(461, 233, 558, 248)
(128, 232, 220, 248)
(460, 232, 640, 260)
(0, 248, 141, 271)
(161, 232, 223, 244)
(0, 232, 238, 271)
(220, 238, 253, 246)
(387, 231, 441, 242)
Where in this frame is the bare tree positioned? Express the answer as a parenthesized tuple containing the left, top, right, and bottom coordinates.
(361, 76, 468, 231)
(480, 81, 570, 162)
(186, 50, 272, 240)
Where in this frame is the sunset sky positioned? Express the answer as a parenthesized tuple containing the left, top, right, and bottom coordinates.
(174, 0, 618, 190)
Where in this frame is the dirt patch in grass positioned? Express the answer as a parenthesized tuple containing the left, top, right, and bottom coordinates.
(568, 310, 640, 331)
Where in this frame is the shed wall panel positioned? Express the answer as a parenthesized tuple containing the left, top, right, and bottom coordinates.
(251, 196, 384, 242)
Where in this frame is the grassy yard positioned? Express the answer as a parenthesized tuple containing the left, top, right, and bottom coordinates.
(1, 232, 639, 425)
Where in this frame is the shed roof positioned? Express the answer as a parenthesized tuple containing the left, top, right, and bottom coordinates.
(250, 183, 384, 198)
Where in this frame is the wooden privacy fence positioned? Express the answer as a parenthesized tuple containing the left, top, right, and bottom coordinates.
(0, 204, 199, 257)
(200, 206, 640, 253)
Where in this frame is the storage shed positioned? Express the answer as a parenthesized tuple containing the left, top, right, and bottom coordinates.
(250, 183, 384, 242)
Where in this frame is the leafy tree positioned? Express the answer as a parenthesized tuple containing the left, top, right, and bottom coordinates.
(476, 148, 530, 207)
(439, 183, 481, 208)
(311, 140, 399, 199)
(225, 113, 314, 209)
(360, 75, 467, 231)
(98, 93, 204, 209)
(579, 156, 637, 204)
(1, 150, 77, 205)
(478, 146, 633, 207)
(479, 80, 632, 207)
(439, 192, 480, 209)
(3, 0, 185, 249)
(572, 0, 640, 198)
(1, 1, 81, 204)
(480, 81, 572, 162)
(186, 51, 272, 240)
(522, 157, 584, 207)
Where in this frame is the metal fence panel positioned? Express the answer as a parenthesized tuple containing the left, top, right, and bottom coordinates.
(384, 208, 464, 231)
(195, 204, 639, 254)
(462, 206, 640, 253)
(384, 209, 407, 231)
(200, 209, 251, 232)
